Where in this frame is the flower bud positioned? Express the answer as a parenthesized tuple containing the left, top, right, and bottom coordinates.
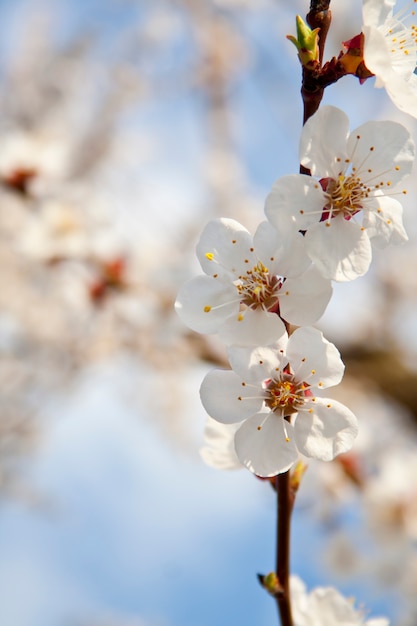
(338, 33, 374, 83)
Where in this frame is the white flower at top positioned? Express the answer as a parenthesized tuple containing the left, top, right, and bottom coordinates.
(265, 105, 414, 282)
(291, 575, 389, 626)
(175, 218, 332, 344)
(199, 326, 358, 477)
(362, 0, 417, 118)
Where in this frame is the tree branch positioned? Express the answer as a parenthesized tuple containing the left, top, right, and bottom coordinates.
(274, 470, 295, 626)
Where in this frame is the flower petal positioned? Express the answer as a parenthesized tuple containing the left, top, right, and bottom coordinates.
(235, 413, 298, 477)
(286, 327, 344, 389)
(348, 120, 414, 187)
(196, 218, 256, 279)
(253, 221, 311, 277)
(279, 267, 332, 326)
(363, 24, 395, 77)
(305, 215, 372, 281)
(228, 342, 288, 383)
(308, 587, 361, 623)
(362, 0, 395, 29)
(200, 369, 264, 424)
(299, 106, 350, 177)
(265, 174, 325, 233)
(219, 308, 286, 347)
(362, 6, 417, 119)
(363, 195, 408, 247)
(175, 275, 238, 334)
(384, 72, 417, 119)
(200, 416, 242, 470)
(294, 398, 358, 461)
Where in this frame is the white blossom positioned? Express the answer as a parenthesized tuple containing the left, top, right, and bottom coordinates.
(291, 575, 389, 626)
(364, 448, 417, 540)
(0, 129, 71, 195)
(199, 327, 358, 477)
(265, 105, 414, 281)
(362, 0, 417, 118)
(175, 218, 332, 343)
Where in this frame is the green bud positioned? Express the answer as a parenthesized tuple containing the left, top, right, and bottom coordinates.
(260, 571, 283, 596)
(287, 15, 320, 66)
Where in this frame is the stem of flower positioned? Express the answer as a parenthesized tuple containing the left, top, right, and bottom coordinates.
(276, 5, 328, 623)
(274, 469, 295, 626)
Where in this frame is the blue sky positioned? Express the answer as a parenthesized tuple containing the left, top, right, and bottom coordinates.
(0, 361, 399, 626)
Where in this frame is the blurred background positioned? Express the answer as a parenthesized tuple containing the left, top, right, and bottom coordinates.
(1, 0, 417, 624)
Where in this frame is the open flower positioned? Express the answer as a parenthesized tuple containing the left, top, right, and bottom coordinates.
(362, 0, 417, 118)
(175, 218, 332, 344)
(265, 105, 414, 281)
(200, 327, 358, 477)
(291, 575, 389, 626)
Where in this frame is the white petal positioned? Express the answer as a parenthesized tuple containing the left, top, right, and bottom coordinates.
(200, 369, 264, 424)
(363, 20, 417, 119)
(265, 174, 325, 232)
(175, 275, 238, 334)
(294, 398, 358, 461)
(286, 327, 344, 389)
(308, 587, 359, 623)
(235, 413, 298, 477)
(362, 0, 395, 28)
(363, 24, 395, 78)
(384, 72, 417, 120)
(253, 221, 311, 277)
(348, 120, 414, 186)
(279, 267, 332, 326)
(196, 218, 256, 279)
(305, 215, 372, 281)
(200, 416, 242, 470)
(219, 308, 286, 347)
(228, 343, 287, 383)
(299, 106, 350, 177)
(363, 196, 408, 247)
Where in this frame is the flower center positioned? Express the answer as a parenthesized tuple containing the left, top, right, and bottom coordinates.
(264, 374, 306, 414)
(235, 261, 282, 311)
(321, 174, 366, 221)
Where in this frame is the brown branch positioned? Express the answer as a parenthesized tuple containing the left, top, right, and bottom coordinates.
(274, 470, 295, 626)
(307, 1, 331, 66)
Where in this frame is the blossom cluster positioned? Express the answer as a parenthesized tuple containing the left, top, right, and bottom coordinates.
(176, 103, 414, 478)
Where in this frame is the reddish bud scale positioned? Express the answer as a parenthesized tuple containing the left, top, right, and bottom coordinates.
(88, 257, 127, 304)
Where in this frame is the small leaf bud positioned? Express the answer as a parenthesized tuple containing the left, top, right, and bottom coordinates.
(257, 571, 283, 596)
(287, 15, 320, 66)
